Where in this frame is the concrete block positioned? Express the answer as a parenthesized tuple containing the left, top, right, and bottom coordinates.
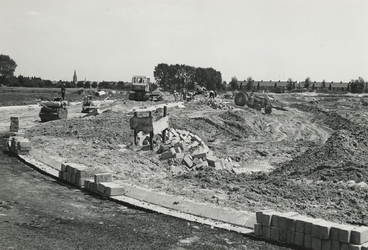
(256, 210, 274, 224)
(192, 135, 202, 142)
(262, 225, 270, 239)
(270, 227, 280, 242)
(70, 174, 76, 184)
(330, 240, 340, 250)
(286, 230, 295, 244)
(271, 212, 282, 227)
(189, 141, 199, 149)
(340, 243, 350, 250)
(61, 163, 68, 172)
(175, 153, 184, 159)
(174, 146, 182, 153)
(75, 177, 88, 187)
(17, 139, 31, 147)
(66, 165, 75, 175)
(214, 161, 222, 170)
(193, 157, 203, 165)
(183, 155, 193, 167)
(304, 234, 312, 250)
(101, 182, 125, 196)
(170, 147, 176, 154)
(319, 222, 336, 239)
(278, 212, 299, 230)
(279, 229, 287, 243)
(351, 226, 368, 245)
(312, 220, 328, 238)
(350, 245, 363, 250)
(361, 242, 368, 250)
(254, 223, 262, 236)
(97, 183, 105, 193)
(94, 173, 112, 184)
(295, 232, 304, 247)
(16, 150, 30, 155)
(296, 215, 310, 233)
(160, 144, 170, 152)
(339, 225, 356, 243)
(83, 179, 94, 191)
(161, 151, 174, 160)
(192, 151, 207, 160)
(305, 219, 324, 235)
(286, 214, 303, 232)
(331, 225, 342, 241)
(262, 210, 278, 226)
(195, 160, 208, 169)
(206, 154, 218, 166)
(321, 239, 330, 250)
(312, 236, 322, 250)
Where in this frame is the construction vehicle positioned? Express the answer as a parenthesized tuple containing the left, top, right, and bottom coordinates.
(38, 97, 68, 122)
(81, 95, 94, 113)
(234, 91, 286, 114)
(194, 83, 207, 95)
(128, 75, 162, 101)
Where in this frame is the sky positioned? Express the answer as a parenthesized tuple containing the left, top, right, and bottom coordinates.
(0, 0, 367, 83)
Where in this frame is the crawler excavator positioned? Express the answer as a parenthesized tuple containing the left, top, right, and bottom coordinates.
(128, 76, 162, 101)
(38, 97, 68, 122)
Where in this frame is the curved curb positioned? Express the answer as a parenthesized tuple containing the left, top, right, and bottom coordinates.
(6, 132, 255, 235)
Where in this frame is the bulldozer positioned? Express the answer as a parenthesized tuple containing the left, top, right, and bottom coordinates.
(128, 75, 162, 101)
(38, 97, 68, 122)
(234, 91, 285, 114)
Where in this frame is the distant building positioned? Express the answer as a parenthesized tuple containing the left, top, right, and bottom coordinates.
(73, 70, 77, 84)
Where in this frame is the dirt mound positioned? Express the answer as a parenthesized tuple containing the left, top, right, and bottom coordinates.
(278, 103, 368, 182)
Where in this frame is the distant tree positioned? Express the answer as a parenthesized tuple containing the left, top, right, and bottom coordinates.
(77, 81, 84, 88)
(229, 76, 238, 90)
(84, 81, 91, 88)
(350, 77, 365, 93)
(0, 54, 17, 85)
(246, 76, 254, 91)
(91, 82, 98, 88)
(154, 63, 171, 91)
(99, 81, 112, 89)
(322, 80, 326, 89)
(304, 77, 311, 89)
(66, 81, 76, 88)
(286, 78, 294, 90)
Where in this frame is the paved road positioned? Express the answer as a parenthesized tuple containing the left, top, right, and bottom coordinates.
(0, 132, 293, 250)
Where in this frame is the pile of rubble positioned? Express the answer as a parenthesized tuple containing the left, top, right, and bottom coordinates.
(152, 128, 237, 172)
(198, 98, 233, 110)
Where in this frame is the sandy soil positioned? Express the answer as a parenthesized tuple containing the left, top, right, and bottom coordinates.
(2, 92, 368, 227)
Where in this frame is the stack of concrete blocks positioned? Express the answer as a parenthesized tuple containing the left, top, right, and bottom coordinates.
(254, 210, 368, 250)
(10, 117, 19, 132)
(83, 173, 125, 197)
(158, 128, 234, 172)
(59, 163, 95, 188)
(7, 132, 31, 155)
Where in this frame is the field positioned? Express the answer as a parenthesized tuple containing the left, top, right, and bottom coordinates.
(2, 87, 368, 229)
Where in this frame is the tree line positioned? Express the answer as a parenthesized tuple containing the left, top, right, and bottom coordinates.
(0, 54, 128, 89)
(154, 63, 224, 91)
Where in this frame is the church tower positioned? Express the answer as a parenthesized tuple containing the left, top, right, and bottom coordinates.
(73, 70, 77, 84)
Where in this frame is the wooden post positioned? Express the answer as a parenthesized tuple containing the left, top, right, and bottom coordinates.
(149, 111, 153, 150)
(162, 106, 168, 143)
(133, 111, 137, 145)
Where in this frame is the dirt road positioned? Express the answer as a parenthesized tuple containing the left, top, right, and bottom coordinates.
(0, 133, 295, 250)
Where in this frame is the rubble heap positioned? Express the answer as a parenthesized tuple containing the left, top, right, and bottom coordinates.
(148, 128, 235, 172)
